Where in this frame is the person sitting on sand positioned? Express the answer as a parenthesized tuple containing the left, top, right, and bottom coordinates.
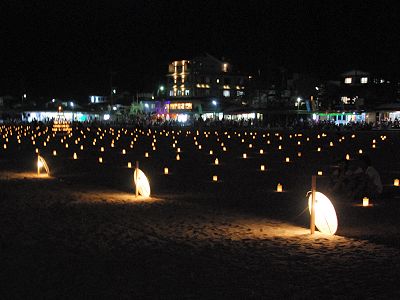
(349, 154, 383, 201)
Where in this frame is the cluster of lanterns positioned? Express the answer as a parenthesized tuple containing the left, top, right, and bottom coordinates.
(1, 124, 398, 235)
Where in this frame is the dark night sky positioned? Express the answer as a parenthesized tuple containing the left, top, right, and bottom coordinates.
(1, 1, 400, 99)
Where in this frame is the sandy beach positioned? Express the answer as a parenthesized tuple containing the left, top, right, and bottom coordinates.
(1, 127, 400, 298)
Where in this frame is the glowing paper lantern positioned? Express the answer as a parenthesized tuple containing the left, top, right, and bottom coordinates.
(213, 175, 218, 182)
(134, 168, 151, 197)
(285, 157, 290, 163)
(214, 158, 219, 165)
(164, 167, 169, 175)
(122, 149, 126, 154)
(259, 149, 264, 154)
(363, 197, 369, 207)
(394, 179, 399, 186)
(127, 162, 132, 168)
(209, 150, 213, 155)
(176, 154, 180, 161)
(317, 171, 323, 176)
(276, 183, 283, 192)
(99, 157, 103, 163)
(145, 152, 149, 158)
(346, 154, 350, 160)
(53, 150, 57, 156)
(260, 165, 265, 171)
(297, 152, 302, 157)
(243, 153, 247, 159)
(73, 152, 78, 160)
(37, 155, 50, 176)
(308, 191, 338, 235)
(358, 149, 363, 154)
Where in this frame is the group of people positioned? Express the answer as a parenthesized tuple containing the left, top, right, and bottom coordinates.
(329, 154, 383, 202)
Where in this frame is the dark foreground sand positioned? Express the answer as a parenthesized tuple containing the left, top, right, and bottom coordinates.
(1, 171, 400, 299)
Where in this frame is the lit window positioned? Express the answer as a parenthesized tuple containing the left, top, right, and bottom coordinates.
(169, 91, 174, 96)
(361, 77, 368, 84)
(345, 77, 352, 84)
(185, 90, 190, 96)
(341, 96, 351, 104)
(223, 90, 230, 97)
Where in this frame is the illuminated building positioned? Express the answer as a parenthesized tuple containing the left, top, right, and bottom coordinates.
(163, 53, 249, 121)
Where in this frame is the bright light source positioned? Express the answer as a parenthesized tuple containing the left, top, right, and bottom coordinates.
(37, 155, 50, 176)
(159, 86, 164, 91)
(104, 114, 110, 121)
(134, 168, 151, 197)
(144, 103, 149, 108)
(212, 100, 217, 106)
(308, 191, 338, 235)
(70, 102, 74, 107)
(113, 106, 117, 111)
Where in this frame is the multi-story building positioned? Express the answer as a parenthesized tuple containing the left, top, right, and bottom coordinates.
(164, 53, 249, 120)
(337, 70, 396, 109)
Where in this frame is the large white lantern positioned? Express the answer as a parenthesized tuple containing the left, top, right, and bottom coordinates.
(308, 191, 338, 235)
(134, 168, 151, 197)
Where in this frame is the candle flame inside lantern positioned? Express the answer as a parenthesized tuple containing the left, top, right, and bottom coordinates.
(73, 153, 77, 160)
(260, 165, 265, 171)
(213, 175, 218, 182)
(363, 197, 369, 207)
(164, 167, 169, 175)
(214, 158, 219, 165)
(243, 153, 247, 159)
(394, 179, 399, 186)
(277, 183, 283, 192)
(128, 162, 132, 168)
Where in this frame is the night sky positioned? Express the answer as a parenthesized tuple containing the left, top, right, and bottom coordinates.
(1, 1, 400, 99)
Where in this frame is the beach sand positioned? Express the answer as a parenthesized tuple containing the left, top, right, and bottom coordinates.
(1, 128, 400, 298)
